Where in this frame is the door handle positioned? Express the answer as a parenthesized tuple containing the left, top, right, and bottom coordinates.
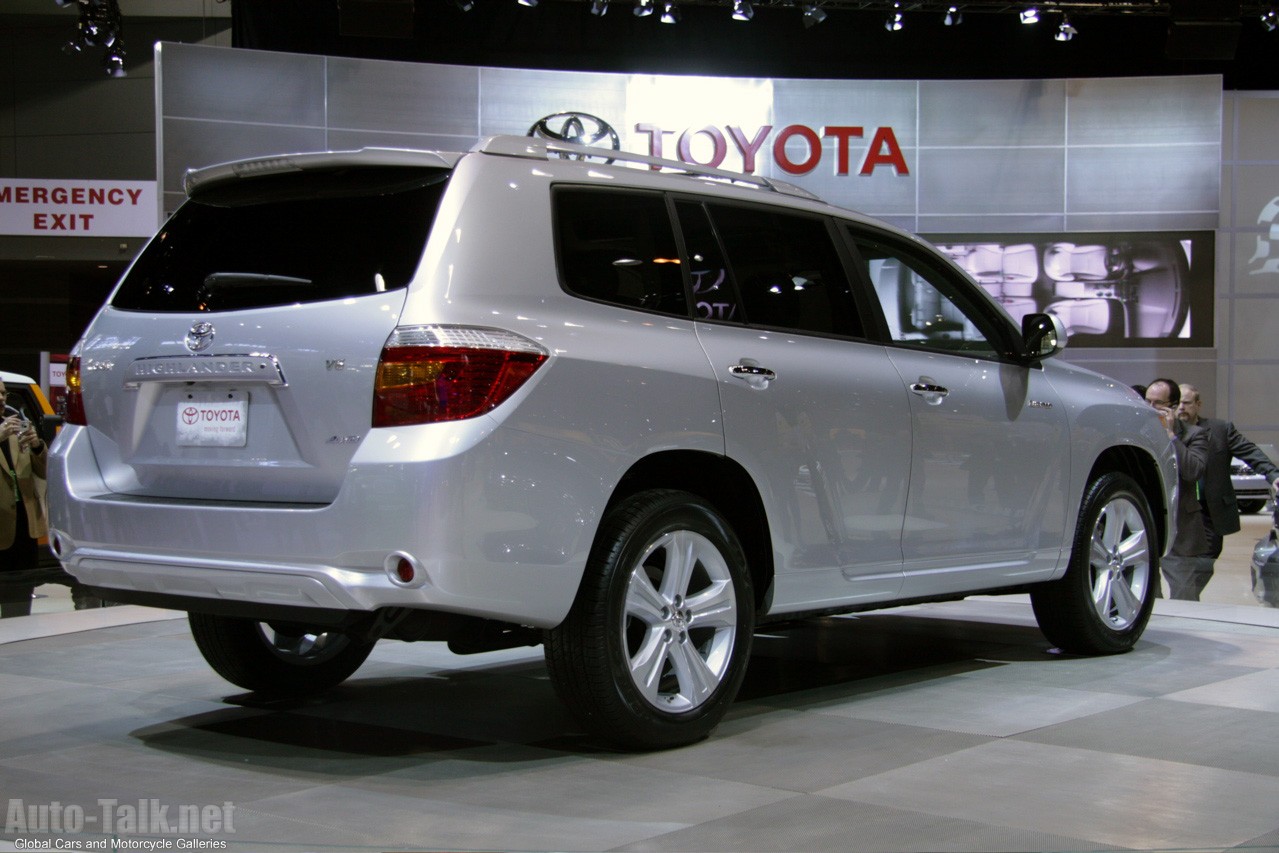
(909, 378, 949, 404)
(729, 363, 776, 389)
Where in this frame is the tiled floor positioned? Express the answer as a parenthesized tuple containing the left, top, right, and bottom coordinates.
(1, 516, 1277, 853)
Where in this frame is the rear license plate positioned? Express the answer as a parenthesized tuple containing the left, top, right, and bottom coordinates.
(176, 391, 248, 447)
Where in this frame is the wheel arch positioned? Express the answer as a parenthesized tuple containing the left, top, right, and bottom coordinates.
(1085, 445, 1169, 557)
(603, 450, 774, 615)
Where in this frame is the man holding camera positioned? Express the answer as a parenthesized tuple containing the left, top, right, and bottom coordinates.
(1, 379, 49, 573)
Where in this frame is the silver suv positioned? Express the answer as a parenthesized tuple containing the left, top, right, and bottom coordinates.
(48, 135, 1176, 750)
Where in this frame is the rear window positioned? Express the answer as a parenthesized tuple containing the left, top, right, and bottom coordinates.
(111, 167, 448, 312)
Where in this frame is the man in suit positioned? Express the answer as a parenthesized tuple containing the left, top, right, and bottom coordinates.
(1145, 380, 1209, 599)
(1176, 383, 1279, 599)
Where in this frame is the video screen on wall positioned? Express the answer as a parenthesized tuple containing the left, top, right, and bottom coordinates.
(926, 231, 1214, 348)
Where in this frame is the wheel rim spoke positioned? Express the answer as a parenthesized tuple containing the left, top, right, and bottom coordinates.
(629, 627, 672, 703)
(1110, 575, 1140, 623)
(626, 563, 668, 623)
(659, 530, 698, 601)
(667, 634, 720, 702)
(686, 579, 736, 629)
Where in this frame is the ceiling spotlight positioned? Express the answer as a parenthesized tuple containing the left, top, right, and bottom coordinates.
(885, 2, 902, 31)
(1055, 15, 1076, 41)
(517, 0, 537, 7)
(454, 0, 474, 9)
(1020, 7, 1039, 24)
(590, 0, 608, 14)
(801, 3, 827, 27)
(944, 5, 962, 26)
(1262, 8, 1278, 31)
(659, 2, 679, 23)
(731, 0, 753, 22)
(633, 0, 654, 16)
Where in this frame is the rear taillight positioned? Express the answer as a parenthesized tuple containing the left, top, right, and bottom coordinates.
(65, 355, 87, 425)
(373, 326, 548, 427)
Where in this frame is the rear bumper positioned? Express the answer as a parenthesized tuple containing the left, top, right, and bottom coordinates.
(47, 424, 603, 629)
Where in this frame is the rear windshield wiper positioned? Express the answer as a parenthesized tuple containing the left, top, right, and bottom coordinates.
(195, 273, 315, 311)
(201, 273, 313, 290)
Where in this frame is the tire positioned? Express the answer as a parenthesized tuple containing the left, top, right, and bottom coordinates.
(545, 490, 754, 751)
(1237, 499, 1267, 516)
(1031, 472, 1157, 655)
(188, 613, 375, 696)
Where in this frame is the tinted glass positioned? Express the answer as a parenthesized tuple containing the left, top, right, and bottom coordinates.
(674, 201, 739, 322)
(849, 232, 1001, 357)
(111, 167, 448, 312)
(704, 204, 862, 337)
(555, 189, 688, 316)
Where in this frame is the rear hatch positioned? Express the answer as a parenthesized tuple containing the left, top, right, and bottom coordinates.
(74, 156, 453, 504)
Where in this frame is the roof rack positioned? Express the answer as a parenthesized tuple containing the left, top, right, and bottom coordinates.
(475, 135, 825, 203)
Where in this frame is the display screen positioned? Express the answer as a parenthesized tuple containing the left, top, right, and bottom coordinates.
(927, 231, 1214, 348)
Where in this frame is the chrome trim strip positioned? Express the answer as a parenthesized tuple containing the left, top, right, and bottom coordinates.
(124, 353, 287, 388)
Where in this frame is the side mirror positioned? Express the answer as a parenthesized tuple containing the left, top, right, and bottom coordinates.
(1021, 312, 1066, 360)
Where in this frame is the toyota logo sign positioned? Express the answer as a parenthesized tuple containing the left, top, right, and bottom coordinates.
(528, 112, 620, 161)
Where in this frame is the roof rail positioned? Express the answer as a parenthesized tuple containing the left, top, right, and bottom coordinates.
(475, 135, 825, 203)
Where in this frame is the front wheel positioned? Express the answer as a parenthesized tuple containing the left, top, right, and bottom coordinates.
(545, 490, 754, 751)
(188, 613, 375, 696)
(1031, 472, 1157, 655)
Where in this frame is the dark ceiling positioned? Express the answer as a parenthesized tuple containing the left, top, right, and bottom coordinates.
(230, 0, 1279, 89)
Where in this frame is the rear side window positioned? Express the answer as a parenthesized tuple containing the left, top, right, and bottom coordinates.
(701, 203, 863, 338)
(112, 166, 448, 312)
(554, 189, 688, 316)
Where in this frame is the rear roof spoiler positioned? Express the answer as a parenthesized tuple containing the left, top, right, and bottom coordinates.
(183, 147, 461, 196)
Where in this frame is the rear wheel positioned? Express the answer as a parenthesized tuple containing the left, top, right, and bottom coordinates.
(545, 490, 754, 751)
(188, 613, 375, 696)
(1031, 472, 1156, 655)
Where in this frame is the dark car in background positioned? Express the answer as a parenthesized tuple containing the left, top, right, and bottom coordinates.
(1234, 450, 1277, 515)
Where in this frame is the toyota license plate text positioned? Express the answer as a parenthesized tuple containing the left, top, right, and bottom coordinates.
(176, 391, 248, 447)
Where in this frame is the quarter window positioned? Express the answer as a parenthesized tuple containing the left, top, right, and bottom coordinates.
(555, 189, 688, 316)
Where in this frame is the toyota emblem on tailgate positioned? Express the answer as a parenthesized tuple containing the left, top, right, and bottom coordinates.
(185, 322, 215, 353)
(529, 112, 620, 160)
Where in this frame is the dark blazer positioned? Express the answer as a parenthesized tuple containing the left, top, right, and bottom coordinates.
(1169, 419, 1209, 558)
(1194, 416, 1279, 537)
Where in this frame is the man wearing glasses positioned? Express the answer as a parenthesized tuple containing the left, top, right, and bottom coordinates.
(1144, 379, 1210, 600)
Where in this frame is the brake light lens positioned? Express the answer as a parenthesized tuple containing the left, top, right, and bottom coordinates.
(373, 326, 548, 427)
(65, 356, 87, 425)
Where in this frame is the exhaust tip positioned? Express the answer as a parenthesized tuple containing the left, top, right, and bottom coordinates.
(49, 530, 71, 560)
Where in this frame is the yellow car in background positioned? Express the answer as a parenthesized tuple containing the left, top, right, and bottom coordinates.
(1, 369, 59, 439)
